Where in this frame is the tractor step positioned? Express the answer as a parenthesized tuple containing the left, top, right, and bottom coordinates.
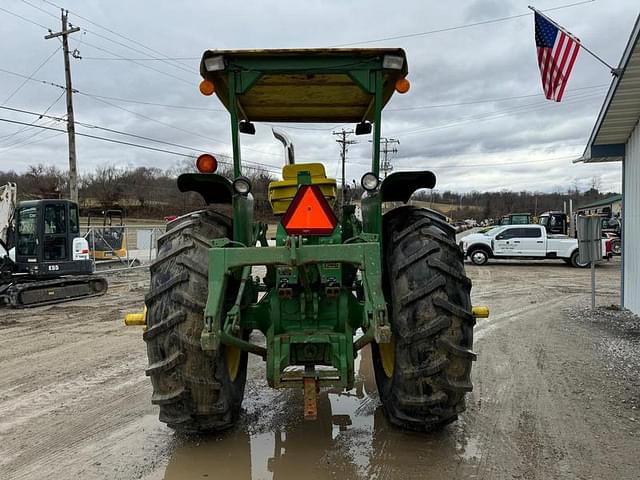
(303, 377, 318, 420)
(280, 366, 340, 387)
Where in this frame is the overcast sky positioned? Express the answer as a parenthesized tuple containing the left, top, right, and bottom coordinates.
(1, 0, 638, 193)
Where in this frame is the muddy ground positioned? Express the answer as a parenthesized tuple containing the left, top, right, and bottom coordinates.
(1, 250, 639, 479)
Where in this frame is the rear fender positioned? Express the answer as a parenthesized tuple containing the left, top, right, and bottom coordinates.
(177, 173, 233, 205)
(380, 171, 436, 203)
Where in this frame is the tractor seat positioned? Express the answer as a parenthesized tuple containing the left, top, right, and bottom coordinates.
(268, 163, 337, 215)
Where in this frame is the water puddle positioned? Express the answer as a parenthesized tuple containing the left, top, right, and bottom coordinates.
(154, 346, 480, 480)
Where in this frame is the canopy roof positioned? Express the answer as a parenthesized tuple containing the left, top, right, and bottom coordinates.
(581, 14, 640, 163)
(199, 48, 408, 123)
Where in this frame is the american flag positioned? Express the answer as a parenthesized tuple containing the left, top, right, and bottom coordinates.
(534, 12, 581, 102)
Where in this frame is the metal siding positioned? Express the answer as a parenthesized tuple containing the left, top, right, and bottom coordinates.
(591, 15, 640, 147)
(624, 122, 640, 314)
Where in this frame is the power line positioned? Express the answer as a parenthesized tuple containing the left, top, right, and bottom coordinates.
(387, 84, 608, 111)
(19, 1, 197, 82)
(353, 154, 584, 171)
(0, 118, 61, 151)
(0, 65, 214, 111)
(80, 29, 193, 75)
(2, 130, 64, 153)
(81, 56, 198, 62)
(426, 154, 582, 169)
(329, 0, 596, 47)
(0, 105, 284, 174)
(2, 46, 61, 105)
(79, 39, 193, 85)
(77, 92, 285, 160)
(0, 92, 65, 145)
(0, 62, 604, 149)
(0, 66, 67, 91)
(0, 5, 52, 30)
(81, 92, 218, 111)
(0, 65, 290, 163)
(0, 116, 201, 158)
(0, 64, 605, 121)
(21, 0, 59, 20)
(78, 92, 244, 149)
(391, 91, 604, 137)
(39, 0, 193, 71)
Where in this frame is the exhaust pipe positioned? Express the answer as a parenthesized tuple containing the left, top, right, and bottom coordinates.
(272, 128, 295, 165)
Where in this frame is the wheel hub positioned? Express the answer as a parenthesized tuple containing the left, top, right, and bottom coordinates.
(472, 252, 485, 263)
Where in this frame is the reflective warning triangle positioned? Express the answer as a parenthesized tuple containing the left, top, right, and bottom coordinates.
(282, 185, 337, 236)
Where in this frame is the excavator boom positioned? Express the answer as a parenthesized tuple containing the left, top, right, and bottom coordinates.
(0, 182, 17, 248)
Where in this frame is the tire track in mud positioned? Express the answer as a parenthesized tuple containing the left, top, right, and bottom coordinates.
(3, 383, 152, 480)
(0, 273, 152, 480)
(2, 254, 636, 479)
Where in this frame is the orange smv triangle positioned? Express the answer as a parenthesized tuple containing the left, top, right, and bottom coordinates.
(282, 185, 337, 236)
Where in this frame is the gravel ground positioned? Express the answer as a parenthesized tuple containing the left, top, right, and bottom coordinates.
(566, 305, 640, 414)
(1, 251, 639, 479)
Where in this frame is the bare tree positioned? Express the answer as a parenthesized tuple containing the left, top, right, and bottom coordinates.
(21, 164, 66, 199)
(84, 165, 124, 207)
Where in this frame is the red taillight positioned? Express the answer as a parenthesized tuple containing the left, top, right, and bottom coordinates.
(196, 154, 218, 173)
(281, 185, 337, 236)
(605, 239, 612, 253)
(81, 249, 89, 254)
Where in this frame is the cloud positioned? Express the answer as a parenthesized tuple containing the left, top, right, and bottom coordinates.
(0, 0, 635, 194)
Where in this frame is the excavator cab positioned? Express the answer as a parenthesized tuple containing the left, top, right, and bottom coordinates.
(86, 208, 127, 260)
(13, 200, 93, 278)
(1, 184, 107, 307)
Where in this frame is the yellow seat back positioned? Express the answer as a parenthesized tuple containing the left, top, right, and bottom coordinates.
(282, 163, 327, 180)
(268, 163, 337, 215)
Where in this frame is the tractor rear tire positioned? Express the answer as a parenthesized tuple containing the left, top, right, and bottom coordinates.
(372, 206, 475, 431)
(144, 209, 248, 433)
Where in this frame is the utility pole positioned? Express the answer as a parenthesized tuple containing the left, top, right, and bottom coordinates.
(333, 129, 356, 206)
(380, 137, 399, 178)
(45, 10, 80, 203)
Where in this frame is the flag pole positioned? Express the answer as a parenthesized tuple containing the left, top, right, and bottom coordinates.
(528, 5, 622, 76)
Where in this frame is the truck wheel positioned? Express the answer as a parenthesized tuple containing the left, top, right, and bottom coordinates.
(611, 239, 621, 255)
(372, 206, 475, 431)
(468, 248, 489, 266)
(570, 250, 589, 268)
(144, 209, 248, 433)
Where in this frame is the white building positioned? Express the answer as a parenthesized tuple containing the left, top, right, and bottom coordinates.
(579, 14, 640, 315)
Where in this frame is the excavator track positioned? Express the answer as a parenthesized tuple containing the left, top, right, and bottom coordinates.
(0, 275, 108, 308)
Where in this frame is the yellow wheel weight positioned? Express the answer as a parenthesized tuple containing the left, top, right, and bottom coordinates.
(378, 337, 396, 378)
(225, 346, 242, 381)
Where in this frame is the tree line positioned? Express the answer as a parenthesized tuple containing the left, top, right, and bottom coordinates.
(0, 164, 616, 221)
(411, 177, 615, 220)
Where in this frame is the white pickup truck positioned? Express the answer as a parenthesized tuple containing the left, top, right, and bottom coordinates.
(460, 224, 612, 267)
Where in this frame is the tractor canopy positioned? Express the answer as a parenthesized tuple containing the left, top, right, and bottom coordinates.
(199, 48, 408, 123)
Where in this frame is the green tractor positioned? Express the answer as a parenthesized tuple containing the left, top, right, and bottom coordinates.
(140, 48, 485, 432)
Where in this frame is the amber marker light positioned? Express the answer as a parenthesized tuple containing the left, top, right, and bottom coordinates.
(199, 79, 215, 96)
(196, 153, 218, 173)
(395, 78, 410, 94)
